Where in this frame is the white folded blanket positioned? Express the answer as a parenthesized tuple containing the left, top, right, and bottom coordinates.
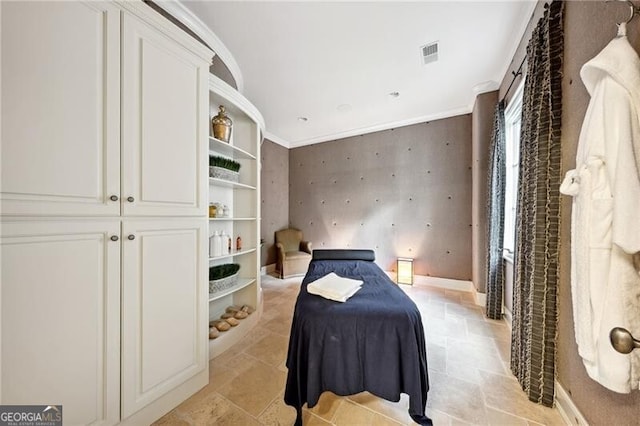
(306, 272, 363, 302)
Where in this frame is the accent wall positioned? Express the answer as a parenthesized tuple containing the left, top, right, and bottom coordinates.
(288, 116, 473, 280)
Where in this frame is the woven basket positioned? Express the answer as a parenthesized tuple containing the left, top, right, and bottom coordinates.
(210, 166, 239, 183)
(209, 272, 239, 294)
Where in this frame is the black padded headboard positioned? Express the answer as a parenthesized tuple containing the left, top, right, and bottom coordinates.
(312, 249, 375, 262)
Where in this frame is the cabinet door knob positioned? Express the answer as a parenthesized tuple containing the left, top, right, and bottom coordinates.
(127, 196, 135, 202)
(110, 195, 119, 202)
(110, 235, 119, 242)
(128, 234, 135, 241)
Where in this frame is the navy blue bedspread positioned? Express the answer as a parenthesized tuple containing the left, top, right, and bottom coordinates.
(284, 258, 432, 425)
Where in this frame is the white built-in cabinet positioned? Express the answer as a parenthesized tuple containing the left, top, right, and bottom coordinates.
(1, 1, 211, 425)
(207, 75, 265, 359)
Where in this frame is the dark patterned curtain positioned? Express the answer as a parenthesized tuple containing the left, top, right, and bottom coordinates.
(485, 101, 507, 320)
(511, 0, 563, 407)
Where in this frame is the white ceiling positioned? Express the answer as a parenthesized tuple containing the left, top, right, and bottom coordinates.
(181, 1, 536, 148)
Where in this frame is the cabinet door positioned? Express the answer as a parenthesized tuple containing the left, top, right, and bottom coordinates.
(0, 1, 120, 216)
(0, 220, 121, 425)
(121, 218, 207, 418)
(122, 13, 208, 217)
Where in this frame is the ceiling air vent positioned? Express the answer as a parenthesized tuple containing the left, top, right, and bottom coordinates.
(421, 41, 438, 65)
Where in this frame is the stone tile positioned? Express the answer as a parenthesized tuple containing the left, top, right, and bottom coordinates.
(421, 300, 446, 320)
(217, 359, 287, 416)
(176, 392, 261, 425)
(308, 391, 342, 421)
(447, 337, 507, 376)
(426, 370, 488, 424)
(466, 317, 510, 339)
(458, 291, 477, 305)
(276, 359, 288, 373)
(151, 410, 190, 426)
(426, 408, 452, 426)
(241, 323, 275, 346)
(263, 311, 294, 336)
(426, 342, 447, 373)
(445, 302, 484, 319)
(257, 395, 297, 425)
(494, 335, 512, 363)
(404, 290, 431, 305)
(478, 370, 565, 425)
(446, 357, 482, 384)
(244, 332, 289, 367)
(207, 364, 238, 392)
(371, 412, 404, 425)
(486, 407, 529, 425)
(444, 289, 464, 303)
(425, 316, 468, 341)
(347, 392, 412, 424)
(464, 332, 503, 350)
(263, 290, 285, 303)
(212, 352, 257, 376)
(333, 400, 375, 425)
(302, 409, 333, 425)
(449, 416, 475, 426)
(169, 276, 565, 426)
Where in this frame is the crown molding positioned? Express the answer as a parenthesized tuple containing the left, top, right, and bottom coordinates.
(155, 0, 244, 92)
(263, 132, 291, 149)
(287, 106, 472, 148)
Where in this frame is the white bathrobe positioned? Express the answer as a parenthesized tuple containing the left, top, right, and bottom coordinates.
(560, 28, 640, 394)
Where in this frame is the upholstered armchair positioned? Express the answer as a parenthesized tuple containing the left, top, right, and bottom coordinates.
(275, 228, 312, 279)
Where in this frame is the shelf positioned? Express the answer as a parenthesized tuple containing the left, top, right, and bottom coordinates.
(209, 137, 256, 160)
(208, 72, 262, 362)
(209, 217, 257, 222)
(208, 278, 256, 302)
(208, 247, 257, 262)
(208, 306, 261, 360)
(209, 177, 256, 190)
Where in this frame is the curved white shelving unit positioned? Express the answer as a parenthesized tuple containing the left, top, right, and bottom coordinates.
(208, 247, 257, 262)
(209, 137, 256, 160)
(207, 72, 263, 361)
(208, 178, 256, 190)
(208, 278, 256, 302)
(209, 217, 257, 222)
(208, 304, 262, 358)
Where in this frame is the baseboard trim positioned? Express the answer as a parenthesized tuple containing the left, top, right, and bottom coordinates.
(555, 380, 588, 425)
(260, 263, 276, 275)
(504, 306, 513, 329)
(472, 287, 487, 307)
(410, 274, 474, 292)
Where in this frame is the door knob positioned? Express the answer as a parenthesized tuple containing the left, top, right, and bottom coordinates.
(127, 196, 135, 202)
(127, 234, 135, 240)
(110, 235, 119, 242)
(110, 195, 119, 201)
(610, 327, 640, 354)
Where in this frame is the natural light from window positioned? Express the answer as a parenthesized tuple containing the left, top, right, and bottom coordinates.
(503, 82, 523, 259)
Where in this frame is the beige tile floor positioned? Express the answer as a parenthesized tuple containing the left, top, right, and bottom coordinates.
(154, 275, 565, 425)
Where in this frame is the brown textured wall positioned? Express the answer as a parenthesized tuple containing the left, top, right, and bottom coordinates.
(289, 116, 473, 280)
(471, 91, 499, 293)
(501, 1, 640, 423)
(559, 2, 640, 424)
(260, 139, 290, 267)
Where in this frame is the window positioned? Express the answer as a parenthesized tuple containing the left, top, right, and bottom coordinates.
(503, 82, 523, 257)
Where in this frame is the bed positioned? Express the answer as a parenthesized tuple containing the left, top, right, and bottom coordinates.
(284, 249, 432, 425)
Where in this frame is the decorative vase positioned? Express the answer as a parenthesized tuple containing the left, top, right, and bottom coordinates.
(212, 105, 232, 142)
